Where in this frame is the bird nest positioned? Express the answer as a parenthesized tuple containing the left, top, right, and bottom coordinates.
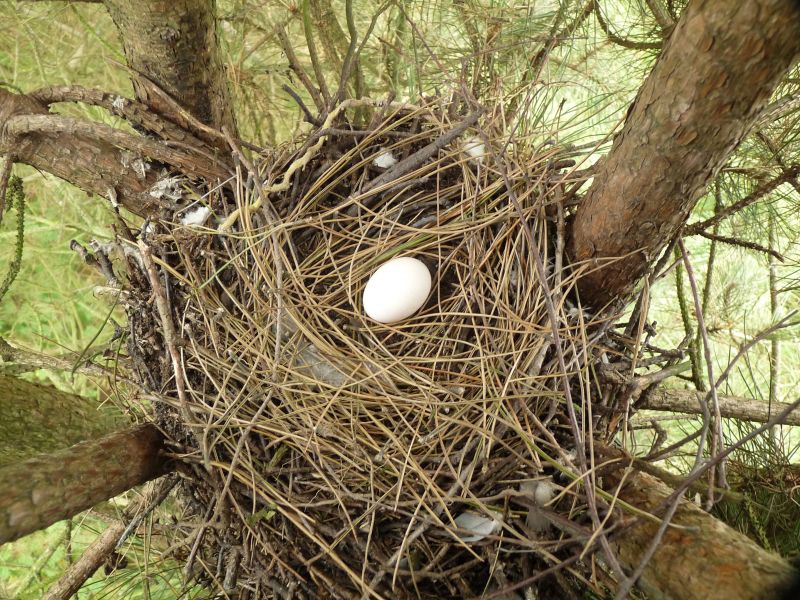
(121, 98, 618, 598)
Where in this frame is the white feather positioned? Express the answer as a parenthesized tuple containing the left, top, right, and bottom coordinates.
(453, 510, 502, 542)
(462, 136, 486, 164)
(373, 148, 398, 169)
(180, 206, 211, 227)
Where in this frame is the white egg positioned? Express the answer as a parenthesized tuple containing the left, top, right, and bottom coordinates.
(362, 256, 431, 323)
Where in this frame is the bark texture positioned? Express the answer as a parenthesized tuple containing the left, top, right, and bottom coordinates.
(0, 424, 168, 544)
(0, 90, 164, 216)
(612, 470, 794, 600)
(640, 388, 800, 426)
(103, 0, 236, 141)
(569, 0, 800, 308)
(0, 375, 124, 465)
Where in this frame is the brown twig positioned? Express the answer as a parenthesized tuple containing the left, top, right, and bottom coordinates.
(678, 240, 727, 497)
(116, 475, 179, 550)
(350, 109, 482, 212)
(695, 230, 785, 262)
(638, 388, 800, 426)
(276, 25, 325, 113)
(684, 164, 800, 234)
(673, 247, 704, 390)
(282, 84, 321, 126)
(302, 0, 332, 106)
(137, 240, 192, 426)
(335, 0, 360, 105)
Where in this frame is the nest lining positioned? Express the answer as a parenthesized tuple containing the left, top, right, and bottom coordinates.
(123, 99, 611, 599)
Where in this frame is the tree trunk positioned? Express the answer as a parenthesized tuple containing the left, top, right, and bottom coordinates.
(611, 470, 794, 600)
(0, 423, 168, 544)
(569, 0, 800, 308)
(103, 0, 237, 143)
(0, 0, 235, 218)
(0, 375, 124, 465)
(639, 388, 800, 426)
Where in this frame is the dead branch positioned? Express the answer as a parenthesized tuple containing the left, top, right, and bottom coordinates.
(354, 109, 483, 204)
(678, 239, 727, 494)
(41, 522, 125, 600)
(694, 230, 785, 261)
(276, 25, 326, 114)
(42, 476, 178, 600)
(639, 388, 800, 426)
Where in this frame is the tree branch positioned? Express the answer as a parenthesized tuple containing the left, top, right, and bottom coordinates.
(5, 113, 231, 183)
(41, 476, 177, 600)
(639, 388, 800, 426)
(0, 89, 166, 216)
(608, 469, 794, 600)
(0, 424, 169, 544)
(570, 0, 800, 308)
(29, 85, 208, 148)
(684, 164, 800, 235)
(694, 230, 785, 261)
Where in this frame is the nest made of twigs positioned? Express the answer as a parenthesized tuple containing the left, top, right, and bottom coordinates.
(123, 98, 611, 599)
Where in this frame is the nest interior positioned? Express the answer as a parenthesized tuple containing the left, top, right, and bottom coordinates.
(122, 98, 625, 599)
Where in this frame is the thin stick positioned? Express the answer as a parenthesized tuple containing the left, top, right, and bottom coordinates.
(696, 230, 785, 262)
(116, 475, 179, 549)
(684, 164, 800, 234)
(276, 25, 325, 113)
(678, 239, 727, 496)
(335, 0, 359, 104)
(302, 0, 332, 105)
(353, 109, 482, 205)
(43, 478, 174, 600)
(137, 240, 192, 426)
(282, 84, 321, 126)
